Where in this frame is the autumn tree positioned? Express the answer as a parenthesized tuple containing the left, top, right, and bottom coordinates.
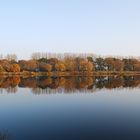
(105, 57, 114, 71)
(10, 64, 21, 72)
(63, 57, 76, 71)
(114, 59, 124, 71)
(123, 58, 136, 71)
(87, 61, 94, 72)
(47, 58, 59, 71)
(95, 58, 106, 71)
(0, 60, 11, 72)
(79, 59, 88, 71)
(39, 62, 52, 72)
(74, 57, 82, 71)
(38, 58, 48, 63)
(0, 65, 5, 72)
(55, 62, 66, 72)
(130, 59, 140, 71)
(87, 57, 94, 63)
(19, 60, 38, 71)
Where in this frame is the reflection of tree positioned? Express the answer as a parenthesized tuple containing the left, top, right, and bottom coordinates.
(95, 76, 107, 89)
(0, 77, 20, 93)
(123, 76, 134, 87)
(5, 86, 17, 93)
(19, 77, 37, 88)
(0, 132, 10, 140)
(21, 76, 140, 93)
(104, 77, 124, 89)
(1, 76, 140, 94)
(123, 76, 140, 87)
(0, 77, 20, 88)
(37, 77, 53, 89)
(87, 77, 95, 88)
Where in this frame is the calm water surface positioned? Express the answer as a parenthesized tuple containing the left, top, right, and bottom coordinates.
(0, 76, 140, 140)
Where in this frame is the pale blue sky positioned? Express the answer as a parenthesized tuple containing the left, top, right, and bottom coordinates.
(0, 0, 140, 59)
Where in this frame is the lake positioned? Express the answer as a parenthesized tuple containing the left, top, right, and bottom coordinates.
(0, 76, 140, 140)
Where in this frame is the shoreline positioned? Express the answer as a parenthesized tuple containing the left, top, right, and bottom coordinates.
(1, 71, 140, 77)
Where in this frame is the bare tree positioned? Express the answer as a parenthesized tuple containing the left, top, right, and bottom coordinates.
(0, 54, 3, 59)
(5, 54, 17, 61)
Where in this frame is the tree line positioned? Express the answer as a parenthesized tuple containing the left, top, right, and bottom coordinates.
(0, 53, 140, 73)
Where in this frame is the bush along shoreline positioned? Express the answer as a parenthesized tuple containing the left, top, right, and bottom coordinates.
(1, 53, 140, 76)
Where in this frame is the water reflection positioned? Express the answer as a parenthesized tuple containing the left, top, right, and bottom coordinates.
(0, 76, 140, 94)
(0, 132, 10, 140)
(1, 76, 140, 140)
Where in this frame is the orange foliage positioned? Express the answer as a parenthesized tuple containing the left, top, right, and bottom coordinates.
(10, 64, 20, 72)
(55, 62, 66, 72)
(39, 62, 52, 72)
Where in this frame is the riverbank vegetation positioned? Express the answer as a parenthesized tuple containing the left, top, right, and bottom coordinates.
(0, 53, 140, 76)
